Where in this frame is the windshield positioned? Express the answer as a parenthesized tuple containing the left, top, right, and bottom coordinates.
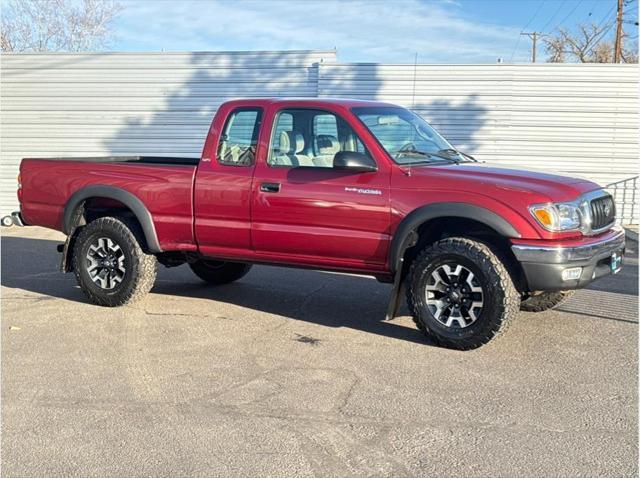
(352, 106, 458, 165)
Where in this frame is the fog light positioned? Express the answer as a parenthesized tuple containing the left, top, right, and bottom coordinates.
(562, 267, 582, 281)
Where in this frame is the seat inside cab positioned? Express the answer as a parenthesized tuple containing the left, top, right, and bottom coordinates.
(267, 109, 369, 168)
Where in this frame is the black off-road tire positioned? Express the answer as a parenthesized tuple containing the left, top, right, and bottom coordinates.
(406, 237, 520, 350)
(73, 216, 157, 307)
(189, 260, 252, 285)
(520, 291, 575, 312)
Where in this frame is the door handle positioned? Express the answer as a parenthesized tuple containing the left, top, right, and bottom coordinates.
(260, 182, 281, 193)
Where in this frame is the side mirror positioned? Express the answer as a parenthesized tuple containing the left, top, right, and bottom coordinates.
(333, 151, 378, 173)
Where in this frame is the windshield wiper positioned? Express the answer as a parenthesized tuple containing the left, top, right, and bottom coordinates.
(395, 150, 431, 157)
(437, 148, 477, 162)
(395, 150, 457, 162)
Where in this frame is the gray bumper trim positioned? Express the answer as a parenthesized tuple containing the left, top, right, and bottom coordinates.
(10, 211, 25, 226)
(511, 228, 625, 264)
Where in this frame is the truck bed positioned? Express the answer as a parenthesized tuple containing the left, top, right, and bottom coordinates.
(19, 157, 198, 250)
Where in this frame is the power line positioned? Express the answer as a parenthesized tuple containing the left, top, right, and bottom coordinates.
(578, 1, 617, 57)
(548, 0, 584, 33)
(586, 0, 600, 18)
(596, 19, 618, 39)
(509, 0, 547, 61)
(584, 4, 618, 57)
(596, 4, 617, 29)
(583, 21, 616, 59)
(539, 0, 568, 32)
(583, 8, 620, 59)
(523, 0, 548, 30)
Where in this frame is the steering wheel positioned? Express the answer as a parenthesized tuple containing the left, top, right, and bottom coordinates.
(398, 142, 418, 153)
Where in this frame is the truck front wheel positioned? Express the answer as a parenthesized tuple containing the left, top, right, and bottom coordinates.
(73, 216, 157, 307)
(189, 260, 252, 285)
(406, 237, 520, 350)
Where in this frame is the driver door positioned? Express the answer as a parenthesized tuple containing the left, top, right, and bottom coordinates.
(250, 106, 391, 272)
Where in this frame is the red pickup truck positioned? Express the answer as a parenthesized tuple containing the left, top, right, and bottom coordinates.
(14, 98, 624, 349)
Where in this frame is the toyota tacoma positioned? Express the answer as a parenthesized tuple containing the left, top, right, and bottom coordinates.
(13, 98, 625, 349)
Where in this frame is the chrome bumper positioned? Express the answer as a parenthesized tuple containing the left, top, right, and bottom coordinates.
(511, 228, 625, 264)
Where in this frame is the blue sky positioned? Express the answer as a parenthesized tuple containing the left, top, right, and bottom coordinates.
(112, 0, 637, 63)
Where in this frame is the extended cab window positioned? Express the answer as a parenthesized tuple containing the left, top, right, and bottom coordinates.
(268, 109, 370, 168)
(217, 108, 262, 166)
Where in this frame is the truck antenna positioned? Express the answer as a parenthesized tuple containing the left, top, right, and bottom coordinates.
(411, 52, 418, 110)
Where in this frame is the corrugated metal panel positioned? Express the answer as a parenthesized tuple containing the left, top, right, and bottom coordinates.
(1, 55, 637, 224)
(0, 50, 336, 212)
(318, 63, 639, 189)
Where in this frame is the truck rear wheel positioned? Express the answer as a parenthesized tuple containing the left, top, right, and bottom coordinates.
(73, 216, 157, 307)
(406, 237, 520, 350)
(189, 260, 252, 285)
(520, 291, 575, 312)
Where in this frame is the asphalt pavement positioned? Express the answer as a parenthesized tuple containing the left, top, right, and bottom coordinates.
(1, 226, 637, 477)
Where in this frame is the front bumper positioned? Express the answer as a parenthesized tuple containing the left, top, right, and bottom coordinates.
(511, 227, 625, 291)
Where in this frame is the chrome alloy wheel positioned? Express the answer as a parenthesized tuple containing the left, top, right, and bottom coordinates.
(425, 263, 484, 328)
(86, 237, 126, 290)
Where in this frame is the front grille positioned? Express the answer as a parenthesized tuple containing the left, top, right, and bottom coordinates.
(590, 194, 616, 230)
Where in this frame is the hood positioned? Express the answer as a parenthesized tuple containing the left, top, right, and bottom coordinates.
(403, 162, 600, 203)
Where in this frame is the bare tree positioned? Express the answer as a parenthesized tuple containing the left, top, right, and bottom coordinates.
(620, 31, 639, 63)
(543, 21, 638, 63)
(591, 41, 615, 63)
(544, 23, 612, 63)
(1, 0, 122, 52)
(545, 35, 567, 63)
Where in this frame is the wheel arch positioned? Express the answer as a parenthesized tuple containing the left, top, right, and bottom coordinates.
(384, 203, 523, 321)
(389, 202, 521, 274)
(62, 185, 162, 253)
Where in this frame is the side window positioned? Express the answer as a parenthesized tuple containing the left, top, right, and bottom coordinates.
(268, 109, 371, 168)
(217, 108, 262, 166)
(313, 114, 338, 137)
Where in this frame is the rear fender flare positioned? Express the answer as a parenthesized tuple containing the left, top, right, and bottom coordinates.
(62, 185, 162, 253)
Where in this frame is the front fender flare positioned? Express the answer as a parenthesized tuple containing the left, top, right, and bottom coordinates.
(388, 202, 521, 274)
(62, 185, 162, 253)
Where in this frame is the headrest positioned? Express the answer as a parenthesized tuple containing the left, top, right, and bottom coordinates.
(316, 134, 340, 155)
(278, 131, 305, 154)
(278, 131, 290, 153)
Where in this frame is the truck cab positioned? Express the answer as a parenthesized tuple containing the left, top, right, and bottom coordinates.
(194, 99, 393, 274)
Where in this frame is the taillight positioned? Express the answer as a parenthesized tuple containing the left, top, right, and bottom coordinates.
(17, 173, 22, 202)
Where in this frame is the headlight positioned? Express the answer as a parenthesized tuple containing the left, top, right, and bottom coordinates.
(529, 202, 582, 232)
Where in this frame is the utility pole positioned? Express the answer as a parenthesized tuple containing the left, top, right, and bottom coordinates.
(614, 0, 624, 63)
(521, 32, 539, 62)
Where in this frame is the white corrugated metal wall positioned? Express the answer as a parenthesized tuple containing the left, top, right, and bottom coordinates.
(318, 63, 639, 222)
(1, 54, 637, 221)
(0, 50, 336, 212)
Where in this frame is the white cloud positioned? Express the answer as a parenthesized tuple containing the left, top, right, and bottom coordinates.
(114, 0, 526, 63)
